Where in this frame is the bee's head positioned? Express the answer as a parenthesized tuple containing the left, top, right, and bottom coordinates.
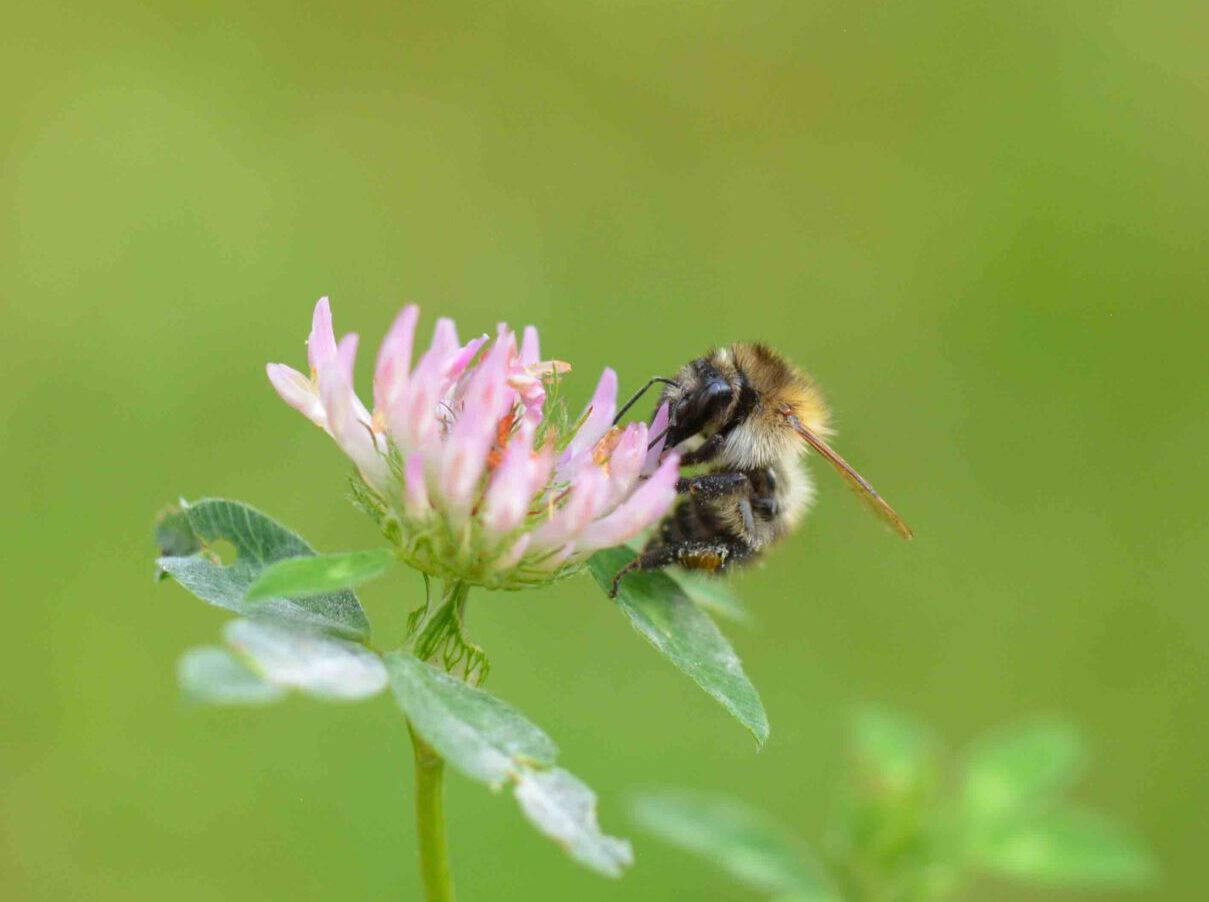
(660, 352, 743, 448)
(659, 344, 831, 464)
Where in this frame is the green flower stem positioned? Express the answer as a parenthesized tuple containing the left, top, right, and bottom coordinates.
(410, 724, 455, 902)
(405, 579, 489, 901)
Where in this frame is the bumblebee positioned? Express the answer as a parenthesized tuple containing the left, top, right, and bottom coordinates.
(609, 343, 911, 596)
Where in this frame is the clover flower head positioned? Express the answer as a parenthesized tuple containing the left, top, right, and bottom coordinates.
(267, 298, 680, 590)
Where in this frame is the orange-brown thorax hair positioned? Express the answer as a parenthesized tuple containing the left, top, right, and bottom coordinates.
(727, 342, 831, 438)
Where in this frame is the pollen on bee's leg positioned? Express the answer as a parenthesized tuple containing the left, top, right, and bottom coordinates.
(681, 551, 725, 572)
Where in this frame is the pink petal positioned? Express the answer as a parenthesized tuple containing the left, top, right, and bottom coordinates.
(373, 304, 419, 414)
(572, 368, 619, 454)
(266, 363, 326, 428)
(337, 334, 374, 424)
(307, 297, 337, 371)
(557, 368, 619, 483)
(641, 402, 671, 476)
(481, 423, 538, 535)
(403, 452, 430, 517)
(573, 453, 681, 553)
(429, 318, 460, 364)
(316, 331, 388, 489)
(520, 326, 540, 366)
(524, 442, 556, 509)
(530, 464, 611, 550)
(464, 333, 517, 424)
(439, 333, 516, 513)
(512, 326, 566, 427)
(391, 318, 461, 450)
(443, 334, 489, 383)
(603, 422, 648, 508)
(508, 368, 546, 426)
(494, 533, 532, 571)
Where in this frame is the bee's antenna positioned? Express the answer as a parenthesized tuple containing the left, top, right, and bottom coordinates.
(614, 376, 677, 426)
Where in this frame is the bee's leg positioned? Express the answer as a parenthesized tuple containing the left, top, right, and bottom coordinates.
(676, 471, 751, 498)
(609, 545, 681, 597)
(750, 491, 778, 518)
(678, 433, 727, 466)
(714, 537, 756, 572)
(748, 468, 779, 519)
(609, 538, 749, 597)
(676, 471, 757, 536)
(737, 495, 756, 538)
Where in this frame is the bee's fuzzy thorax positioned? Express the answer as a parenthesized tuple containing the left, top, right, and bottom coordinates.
(662, 342, 829, 473)
(727, 342, 831, 436)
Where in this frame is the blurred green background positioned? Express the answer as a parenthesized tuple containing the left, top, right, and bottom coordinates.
(3, 2, 1206, 899)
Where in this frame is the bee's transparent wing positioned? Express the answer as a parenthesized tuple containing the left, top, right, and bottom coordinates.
(783, 407, 913, 540)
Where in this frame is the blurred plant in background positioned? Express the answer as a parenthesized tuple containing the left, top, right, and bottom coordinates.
(634, 710, 1154, 901)
(153, 300, 770, 899)
(5, 2, 1202, 898)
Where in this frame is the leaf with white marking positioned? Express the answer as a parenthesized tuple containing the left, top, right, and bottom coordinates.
(224, 619, 387, 701)
(386, 652, 630, 877)
(385, 652, 557, 787)
(514, 768, 633, 878)
(178, 646, 286, 706)
(156, 498, 371, 641)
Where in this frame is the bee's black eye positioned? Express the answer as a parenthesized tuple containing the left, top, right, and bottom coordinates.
(668, 376, 732, 443)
